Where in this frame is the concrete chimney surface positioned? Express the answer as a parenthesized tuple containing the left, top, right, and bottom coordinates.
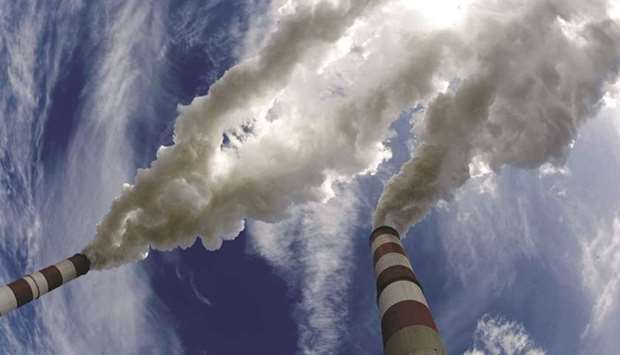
(0, 254, 91, 317)
(370, 226, 446, 355)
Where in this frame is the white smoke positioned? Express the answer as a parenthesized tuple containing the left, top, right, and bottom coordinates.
(375, 0, 620, 233)
(84, 0, 620, 269)
(85, 0, 386, 268)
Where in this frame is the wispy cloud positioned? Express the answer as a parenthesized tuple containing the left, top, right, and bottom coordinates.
(464, 314, 545, 355)
(0, 1, 84, 351)
(38, 1, 183, 354)
(577, 103, 620, 353)
(580, 216, 620, 341)
(1, 0, 182, 353)
(189, 273, 213, 307)
(249, 183, 361, 355)
(433, 99, 620, 353)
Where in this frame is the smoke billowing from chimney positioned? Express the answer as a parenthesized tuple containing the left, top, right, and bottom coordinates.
(374, 0, 620, 233)
(84, 0, 620, 269)
(85, 0, 383, 268)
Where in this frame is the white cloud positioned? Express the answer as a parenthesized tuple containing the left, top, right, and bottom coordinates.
(189, 272, 213, 307)
(432, 101, 620, 353)
(249, 183, 361, 355)
(580, 216, 620, 347)
(464, 314, 545, 355)
(39, 1, 183, 353)
(0, 0, 183, 353)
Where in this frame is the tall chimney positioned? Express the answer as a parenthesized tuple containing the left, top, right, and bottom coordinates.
(370, 226, 446, 355)
(0, 254, 90, 316)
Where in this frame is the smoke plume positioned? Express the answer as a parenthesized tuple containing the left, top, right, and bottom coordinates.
(374, 0, 620, 232)
(84, 0, 620, 268)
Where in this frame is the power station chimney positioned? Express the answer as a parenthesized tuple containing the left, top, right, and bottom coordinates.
(0, 254, 90, 316)
(370, 226, 446, 355)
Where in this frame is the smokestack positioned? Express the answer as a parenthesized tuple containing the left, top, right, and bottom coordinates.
(0, 254, 90, 316)
(370, 226, 446, 355)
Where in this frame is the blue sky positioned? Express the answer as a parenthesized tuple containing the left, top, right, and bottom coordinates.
(1, 1, 620, 354)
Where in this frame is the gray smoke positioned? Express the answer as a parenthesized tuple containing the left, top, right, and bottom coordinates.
(84, 0, 620, 269)
(375, 0, 620, 233)
(85, 0, 382, 268)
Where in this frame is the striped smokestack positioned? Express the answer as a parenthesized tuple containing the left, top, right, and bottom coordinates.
(370, 226, 446, 355)
(0, 254, 90, 316)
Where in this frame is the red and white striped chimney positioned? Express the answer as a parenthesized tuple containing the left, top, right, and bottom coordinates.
(370, 226, 446, 355)
(0, 254, 90, 316)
